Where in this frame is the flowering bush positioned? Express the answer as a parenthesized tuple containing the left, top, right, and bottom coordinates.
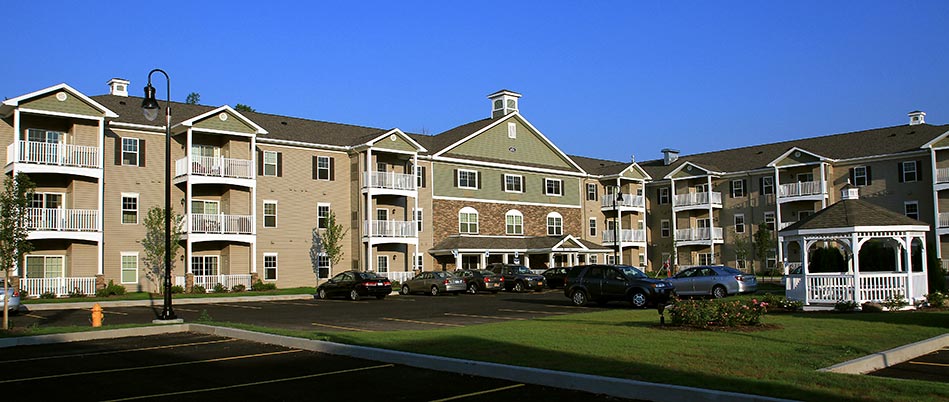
(759, 293, 803, 312)
(926, 291, 946, 307)
(668, 298, 768, 328)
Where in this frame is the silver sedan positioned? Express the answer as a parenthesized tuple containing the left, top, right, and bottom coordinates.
(666, 266, 757, 298)
(400, 271, 466, 296)
(0, 280, 21, 313)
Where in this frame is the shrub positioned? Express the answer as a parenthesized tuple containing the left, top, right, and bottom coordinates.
(95, 280, 127, 298)
(18, 289, 29, 299)
(926, 291, 946, 307)
(231, 284, 246, 292)
(758, 293, 803, 312)
(389, 280, 401, 289)
(67, 287, 86, 298)
(191, 285, 207, 294)
(833, 300, 859, 312)
(882, 293, 909, 311)
(39, 291, 56, 299)
(251, 280, 277, 291)
(170, 285, 185, 294)
(212, 283, 229, 293)
(668, 298, 767, 328)
(927, 253, 946, 293)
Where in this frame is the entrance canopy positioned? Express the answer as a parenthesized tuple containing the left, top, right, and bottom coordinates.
(429, 235, 610, 270)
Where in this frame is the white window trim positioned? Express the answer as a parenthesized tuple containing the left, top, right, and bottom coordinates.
(762, 177, 774, 194)
(263, 252, 278, 281)
(902, 161, 918, 182)
(317, 203, 331, 229)
(660, 219, 671, 238)
(263, 200, 278, 228)
(120, 252, 139, 284)
(734, 214, 745, 234)
(854, 166, 868, 186)
(415, 208, 423, 232)
(121, 192, 139, 225)
(459, 207, 479, 234)
(589, 217, 597, 237)
(506, 210, 524, 235)
(191, 255, 221, 276)
(659, 188, 670, 204)
(732, 179, 745, 198)
(458, 169, 479, 189)
(504, 174, 524, 193)
(507, 122, 517, 139)
(24, 255, 65, 278)
(544, 178, 564, 197)
(263, 151, 278, 177)
(764, 212, 776, 231)
(376, 208, 389, 222)
(317, 155, 331, 181)
(546, 212, 563, 236)
(377, 255, 389, 273)
(122, 137, 140, 166)
(904, 201, 919, 219)
(586, 183, 598, 201)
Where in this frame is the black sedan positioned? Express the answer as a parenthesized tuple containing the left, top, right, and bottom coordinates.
(455, 269, 503, 294)
(316, 271, 392, 301)
(541, 267, 570, 289)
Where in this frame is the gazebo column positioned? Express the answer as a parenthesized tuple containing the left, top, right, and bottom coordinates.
(852, 233, 862, 304)
(802, 239, 811, 305)
(904, 234, 913, 304)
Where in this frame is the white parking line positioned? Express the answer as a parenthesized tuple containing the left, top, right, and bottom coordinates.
(498, 308, 568, 315)
(0, 339, 237, 364)
(443, 313, 526, 321)
(311, 322, 374, 332)
(214, 303, 263, 310)
(84, 308, 128, 315)
(266, 301, 319, 307)
(382, 317, 462, 327)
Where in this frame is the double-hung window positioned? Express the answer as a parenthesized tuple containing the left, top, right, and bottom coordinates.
(317, 203, 330, 229)
(853, 166, 869, 186)
(764, 212, 776, 231)
(589, 218, 597, 237)
(121, 252, 138, 284)
(263, 201, 277, 228)
(264, 253, 278, 281)
(545, 178, 563, 196)
(901, 161, 919, 182)
(761, 177, 774, 195)
(122, 138, 140, 166)
(458, 169, 479, 189)
(546, 212, 563, 236)
(734, 214, 745, 234)
(121, 193, 139, 224)
(659, 188, 670, 204)
(459, 207, 479, 234)
(316, 156, 331, 180)
(905, 201, 919, 220)
(262, 151, 278, 177)
(505, 210, 523, 235)
(586, 183, 598, 201)
(504, 174, 523, 193)
(660, 220, 671, 238)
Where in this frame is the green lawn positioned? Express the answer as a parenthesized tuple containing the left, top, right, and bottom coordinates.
(218, 308, 949, 402)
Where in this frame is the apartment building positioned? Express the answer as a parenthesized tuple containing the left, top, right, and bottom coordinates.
(2, 78, 946, 296)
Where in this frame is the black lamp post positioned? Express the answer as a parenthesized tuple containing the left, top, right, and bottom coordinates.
(142, 69, 177, 321)
(612, 190, 624, 264)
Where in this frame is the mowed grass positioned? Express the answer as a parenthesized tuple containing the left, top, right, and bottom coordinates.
(220, 308, 949, 402)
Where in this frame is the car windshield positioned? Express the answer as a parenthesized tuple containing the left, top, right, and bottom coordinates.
(615, 265, 647, 278)
(719, 267, 743, 275)
(478, 270, 494, 276)
(511, 266, 532, 274)
(357, 272, 384, 280)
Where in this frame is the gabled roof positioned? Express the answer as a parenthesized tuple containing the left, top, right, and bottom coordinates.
(429, 235, 609, 253)
(2, 83, 118, 118)
(766, 147, 831, 167)
(174, 105, 268, 135)
(359, 128, 427, 152)
(780, 198, 928, 233)
(640, 123, 949, 180)
(663, 161, 723, 180)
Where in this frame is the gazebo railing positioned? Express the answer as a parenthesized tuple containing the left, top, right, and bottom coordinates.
(859, 273, 906, 302)
(791, 271, 927, 304)
(806, 274, 854, 303)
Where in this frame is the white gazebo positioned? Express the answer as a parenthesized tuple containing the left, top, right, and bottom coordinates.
(780, 187, 929, 307)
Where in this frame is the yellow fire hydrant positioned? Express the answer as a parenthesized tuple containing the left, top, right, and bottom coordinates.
(91, 303, 103, 327)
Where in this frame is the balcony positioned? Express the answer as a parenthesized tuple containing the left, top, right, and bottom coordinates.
(600, 194, 645, 211)
(672, 191, 722, 212)
(601, 229, 646, 246)
(674, 227, 724, 246)
(175, 156, 254, 186)
(183, 213, 254, 243)
(26, 208, 100, 241)
(777, 180, 825, 203)
(938, 212, 949, 236)
(6, 140, 100, 177)
(363, 220, 417, 243)
(362, 171, 417, 195)
(935, 167, 949, 191)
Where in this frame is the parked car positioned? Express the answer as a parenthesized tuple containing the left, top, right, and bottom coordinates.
(540, 267, 570, 289)
(455, 269, 502, 294)
(666, 265, 757, 298)
(564, 264, 674, 308)
(487, 263, 545, 292)
(316, 271, 392, 301)
(400, 271, 466, 296)
(0, 280, 20, 313)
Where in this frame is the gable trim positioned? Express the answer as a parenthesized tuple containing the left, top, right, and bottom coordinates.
(363, 128, 427, 152)
(766, 147, 832, 167)
(174, 105, 268, 135)
(663, 161, 722, 180)
(1, 83, 118, 118)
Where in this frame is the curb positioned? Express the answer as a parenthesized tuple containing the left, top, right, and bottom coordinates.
(0, 323, 793, 402)
(21, 294, 317, 311)
(820, 333, 949, 374)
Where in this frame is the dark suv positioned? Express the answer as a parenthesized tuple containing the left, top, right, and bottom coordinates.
(564, 264, 674, 308)
(486, 263, 545, 292)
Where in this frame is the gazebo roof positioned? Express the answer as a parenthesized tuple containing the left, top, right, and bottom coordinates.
(780, 198, 929, 234)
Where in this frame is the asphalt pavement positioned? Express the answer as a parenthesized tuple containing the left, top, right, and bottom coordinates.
(869, 347, 949, 383)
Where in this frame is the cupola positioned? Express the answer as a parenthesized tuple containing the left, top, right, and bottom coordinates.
(108, 78, 130, 97)
(487, 89, 521, 118)
(908, 110, 926, 125)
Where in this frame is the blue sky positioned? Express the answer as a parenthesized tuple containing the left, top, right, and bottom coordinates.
(3, 1, 949, 163)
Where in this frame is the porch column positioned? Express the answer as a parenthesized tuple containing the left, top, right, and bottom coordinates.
(775, 167, 783, 264)
(548, 252, 554, 267)
(502, 253, 509, 264)
(454, 252, 461, 271)
(480, 251, 487, 269)
(905, 234, 913, 303)
(708, 175, 715, 264)
(801, 239, 810, 305)
(852, 233, 862, 304)
(931, 147, 942, 260)
(523, 254, 530, 267)
(670, 179, 678, 266)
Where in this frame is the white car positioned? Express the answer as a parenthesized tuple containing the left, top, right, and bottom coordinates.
(0, 280, 21, 313)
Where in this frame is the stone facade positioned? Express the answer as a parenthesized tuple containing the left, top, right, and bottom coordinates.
(433, 199, 582, 240)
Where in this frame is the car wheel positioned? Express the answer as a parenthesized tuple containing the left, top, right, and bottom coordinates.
(712, 285, 727, 299)
(317, 289, 328, 300)
(349, 289, 360, 301)
(430, 286, 440, 296)
(467, 283, 479, 294)
(571, 290, 589, 306)
(513, 281, 524, 292)
(376, 295, 386, 300)
(630, 290, 648, 308)
(400, 285, 410, 295)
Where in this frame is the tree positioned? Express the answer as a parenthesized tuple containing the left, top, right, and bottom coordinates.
(752, 223, 776, 276)
(0, 173, 35, 330)
(185, 92, 201, 105)
(234, 103, 255, 113)
(320, 212, 348, 275)
(138, 206, 183, 293)
(731, 228, 751, 272)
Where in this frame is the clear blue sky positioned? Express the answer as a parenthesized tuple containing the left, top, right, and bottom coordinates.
(4, 1, 949, 163)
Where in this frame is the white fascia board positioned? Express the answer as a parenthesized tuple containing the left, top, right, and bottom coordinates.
(17, 108, 106, 122)
(110, 121, 165, 133)
(256, 137, 350, 153)
(920, 129, 949, 149)
(176, 105, 268, 135)
(784, 224, 931, 237)
(833, 149, 931, 164)
(2, 83, 119, 118)
(662, 162, 722, 180)
(434, 155, 588, 178)
(365, 128, 428, 152)
(766, 147, 832, 168)
(187, 126, 257, 138)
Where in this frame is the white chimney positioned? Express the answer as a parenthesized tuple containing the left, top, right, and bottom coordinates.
(908, 110, 926, 125)
(108, 78, 130, 97)
(662, 148, 680, 166)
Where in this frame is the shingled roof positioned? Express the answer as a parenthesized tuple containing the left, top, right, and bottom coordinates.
(430, 235, 609, 252)
(569, 154, 631, 176)
(639, 123, 949, 179)
(780, 197, 928, 233)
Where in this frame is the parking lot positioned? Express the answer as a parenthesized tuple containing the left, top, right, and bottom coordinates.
(869, 347, 949, 383)
(10, 289, 613, 333)
(0, 332, 630, 401)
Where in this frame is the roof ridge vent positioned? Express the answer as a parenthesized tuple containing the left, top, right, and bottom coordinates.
(908, 110, 925, 125)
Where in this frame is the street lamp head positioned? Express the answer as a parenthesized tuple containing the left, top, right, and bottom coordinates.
(616, 192, 624, 202)
(141, 83, 160, 121)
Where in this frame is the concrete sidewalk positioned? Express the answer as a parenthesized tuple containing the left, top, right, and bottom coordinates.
(21, 293, 317, 311)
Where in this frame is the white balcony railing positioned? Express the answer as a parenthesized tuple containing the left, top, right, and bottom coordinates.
(7, 140, 100, 168)
(602, 229, 646, 244)
(674, 227, 724, 242)
(673, 192, 722, 208)
(193, 274, 253, 291)
(26, 208, 99, 232)
(175, 156, 254, 179)
(601, 194, 645, 209)
(777, 180, 824, 198)
(363, 171, 417, 191)
(937, 167, 949, 184)
(377, 271, 416, 283)
(939, 212, 949, 228)
(20, 277, 97, 298)
(364, 220, 417, 238)
(187, 214, 254, 235)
